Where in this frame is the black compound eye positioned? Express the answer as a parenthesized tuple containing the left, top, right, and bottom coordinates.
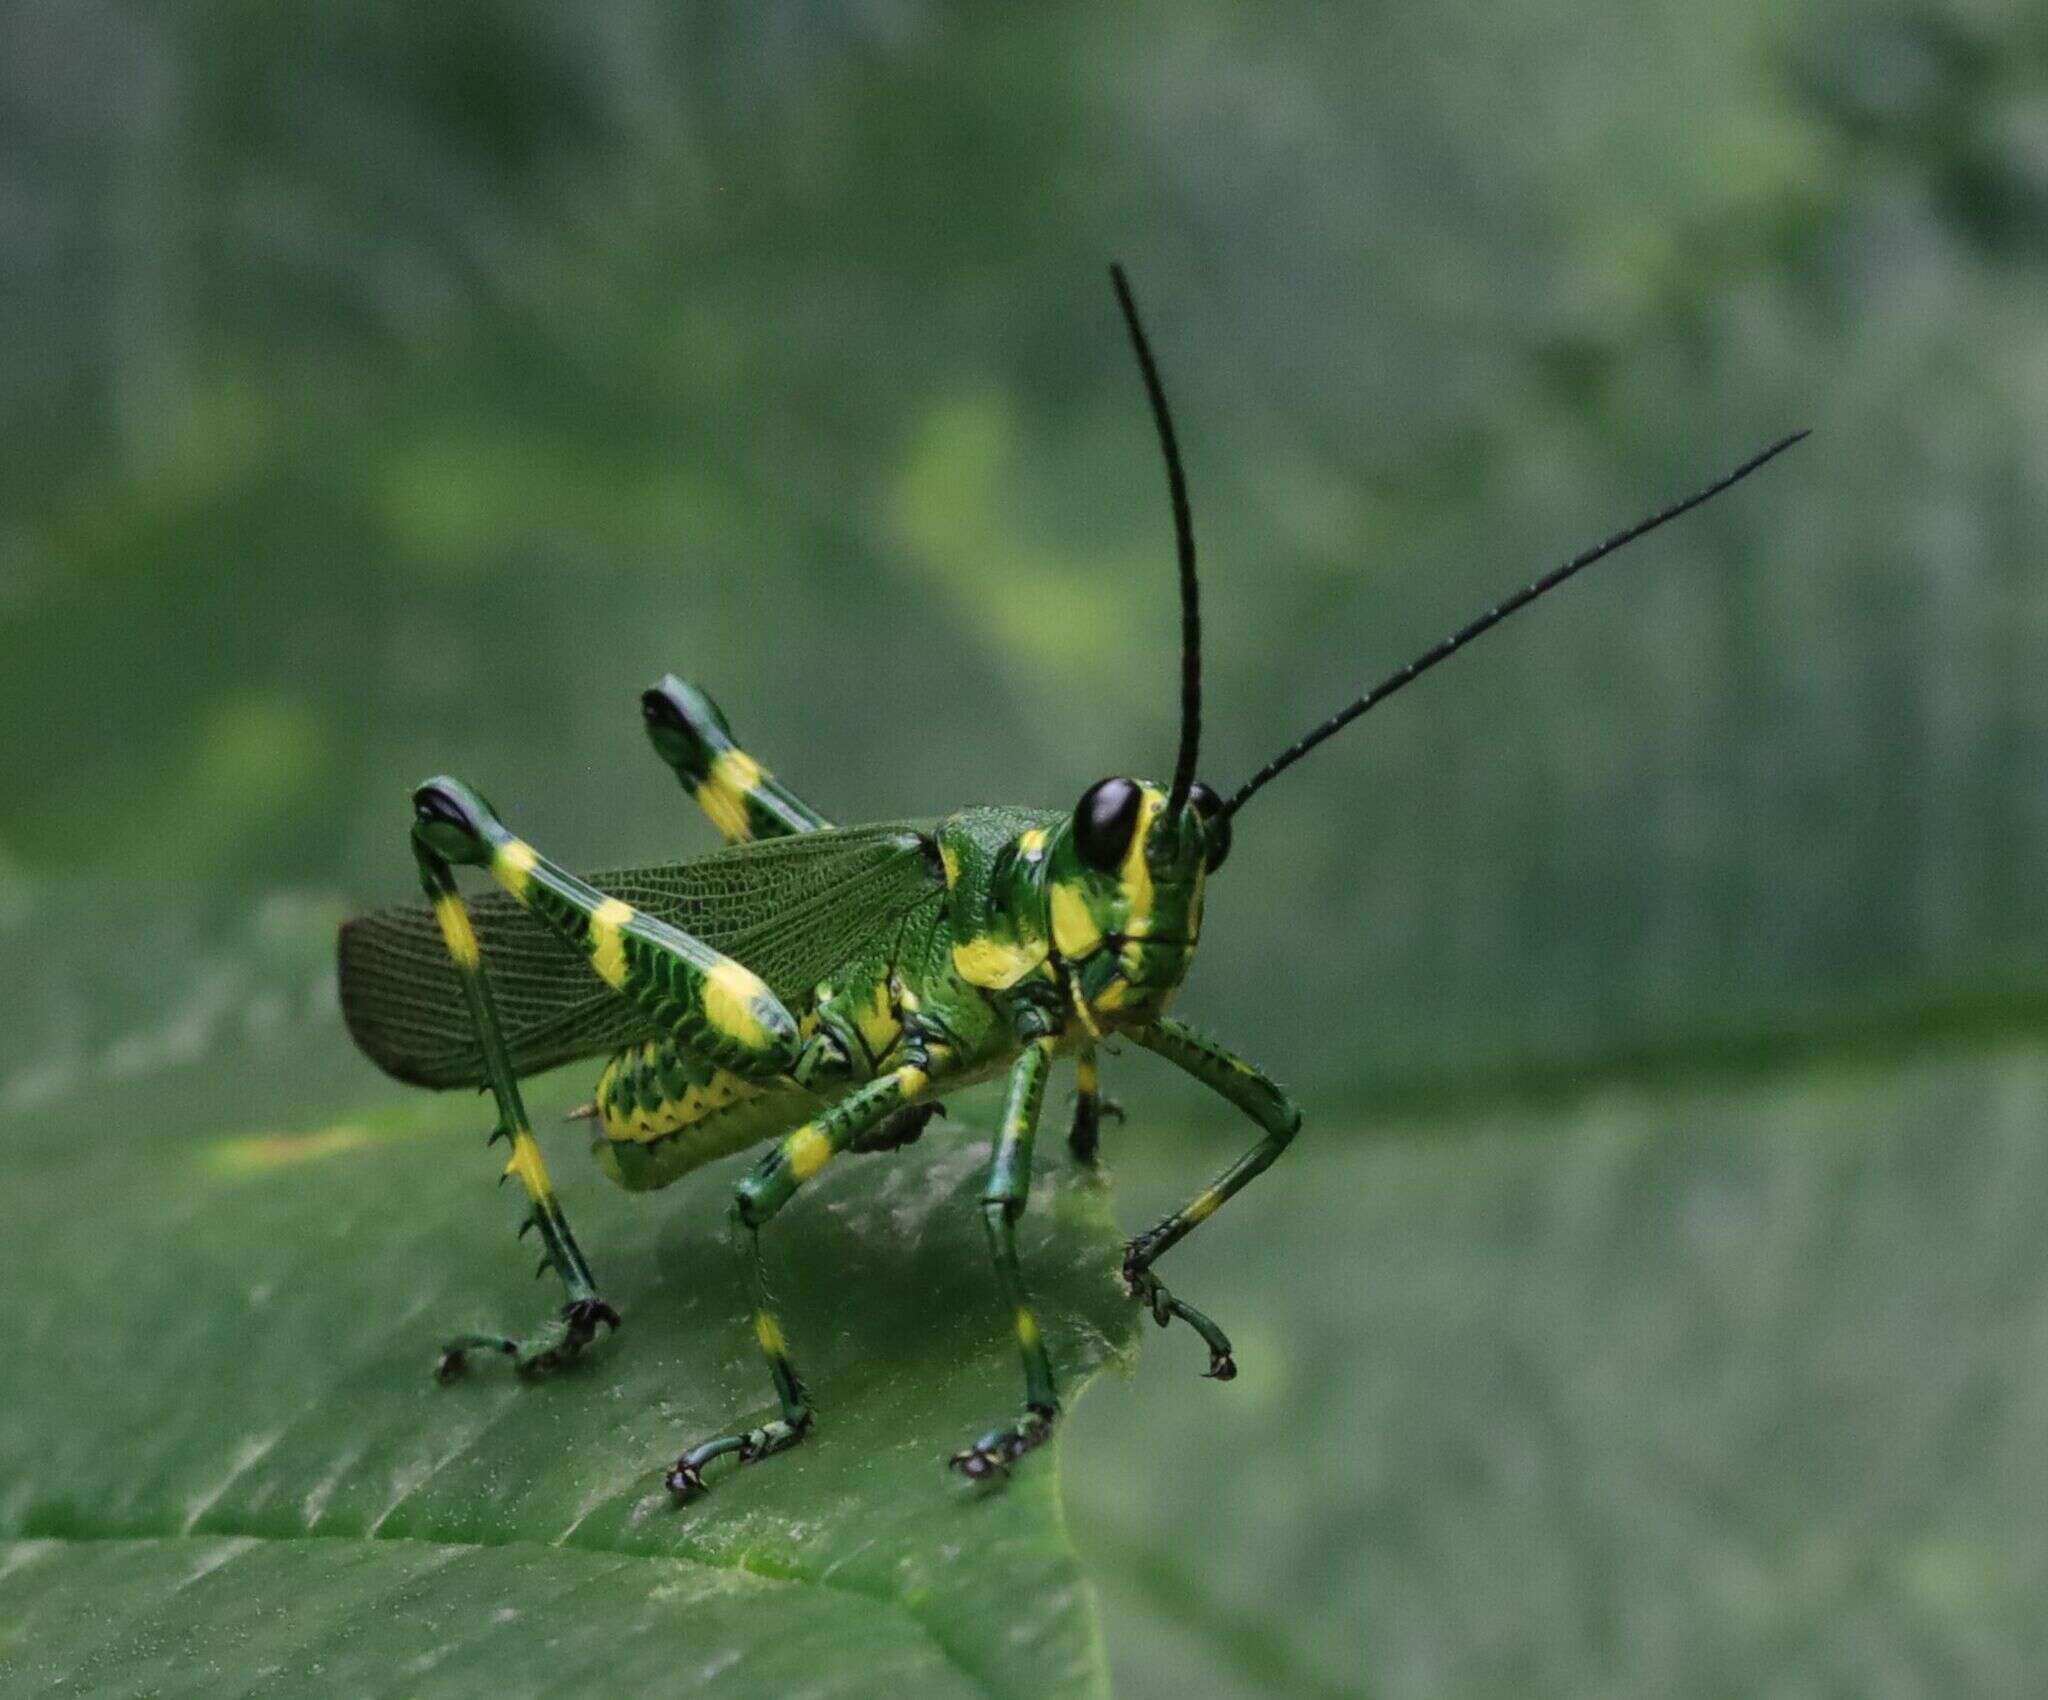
(1073, 777, 1143, 872)
(1188, 781, 1232, 871)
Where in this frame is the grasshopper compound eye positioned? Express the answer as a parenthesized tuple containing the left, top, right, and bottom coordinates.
(1187, 781, 1231, 871)
(1074, 776, 1143, 871)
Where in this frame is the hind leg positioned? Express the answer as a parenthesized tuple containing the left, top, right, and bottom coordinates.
(410, 777, 810, 1085)
(641, 676, 833, 843)
(411, 833, 618, 1381)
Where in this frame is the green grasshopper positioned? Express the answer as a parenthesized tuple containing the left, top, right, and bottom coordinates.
(339, 267, 1803, 1499)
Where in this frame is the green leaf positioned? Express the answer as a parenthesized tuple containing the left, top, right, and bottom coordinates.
(0, 1039, 1135, 1698)
(1069, 1039, 2048, 1698)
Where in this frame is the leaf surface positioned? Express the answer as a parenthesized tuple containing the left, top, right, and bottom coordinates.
(1069, 1040, 2048, 1697)
(0, 1038, 1134, 1699)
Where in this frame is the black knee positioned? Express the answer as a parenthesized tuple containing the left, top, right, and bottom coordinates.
(411, 776, 501, 866)
(641, 676, 731, 783)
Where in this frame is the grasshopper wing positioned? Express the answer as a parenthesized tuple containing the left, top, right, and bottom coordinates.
(338, 823, 941, 1089)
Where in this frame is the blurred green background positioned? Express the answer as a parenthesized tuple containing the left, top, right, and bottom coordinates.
(6, 1, 2048, 1694)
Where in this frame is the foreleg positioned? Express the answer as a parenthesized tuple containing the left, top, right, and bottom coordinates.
(1120, 1018, 1304, 1380)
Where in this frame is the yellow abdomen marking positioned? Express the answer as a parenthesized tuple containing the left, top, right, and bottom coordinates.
(1016, 1308, 1040, 1349)
(494, 837, 537, 899)
(754, 1310, 789, 1357)
(589, 896, 634, 989)
(703, 959, 775, 1050)
(432, 893, 480, 969)
(784, 1124, 832, 1181)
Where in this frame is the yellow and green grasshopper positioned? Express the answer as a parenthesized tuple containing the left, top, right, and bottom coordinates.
(338, 267, 1803, 1498)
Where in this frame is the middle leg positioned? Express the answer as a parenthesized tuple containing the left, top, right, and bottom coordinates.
(1066, 1042, 1124, 1168)
(666, 1058, 939, 1500)
(640, 675, 833, 843)
(951, 1034, 1062, 1481)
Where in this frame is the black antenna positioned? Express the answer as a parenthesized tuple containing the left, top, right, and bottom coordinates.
(1111, 263, 1202, 818)
(1224, 429, 1810, 817)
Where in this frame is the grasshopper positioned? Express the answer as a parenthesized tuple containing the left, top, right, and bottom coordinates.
(339, 267, 1803, 1499)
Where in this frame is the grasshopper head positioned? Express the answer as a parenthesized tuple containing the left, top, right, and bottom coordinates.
(1044, 776, 1228, 1023)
